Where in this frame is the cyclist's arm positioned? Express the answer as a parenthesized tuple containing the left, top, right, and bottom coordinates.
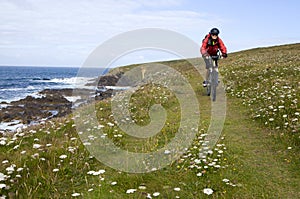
(218, 38, 227, 55)
(201, 36, 210, 55)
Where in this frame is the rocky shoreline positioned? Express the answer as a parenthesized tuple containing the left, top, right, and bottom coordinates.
(0, 71, 123, 133)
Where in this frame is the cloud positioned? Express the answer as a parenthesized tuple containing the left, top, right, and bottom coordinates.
(0, 0, 222, 66)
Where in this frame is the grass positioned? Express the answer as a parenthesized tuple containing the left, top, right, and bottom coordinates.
(0, 43, 299, 198)
(221, 43, 300, 138)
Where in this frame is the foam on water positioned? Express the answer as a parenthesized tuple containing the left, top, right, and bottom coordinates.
(33, 76, 96, 90)
(64, 96, 82, 102)
(0, 120, 25, 132)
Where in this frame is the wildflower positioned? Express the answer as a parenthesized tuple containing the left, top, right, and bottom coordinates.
(6, 165, 15, 173)
(33, 144, 42, 149)
(203, 188, 213, 195)
(28, 129, 37, 134)
(68, 147, 76, 153)
(17, 168, 23, 172)
(20, 150, 26, 155)
(126, 189, 137, 194)
(71, 193, 80, 197)
(222, 179, 230, 183)
(269, 118, 274, 122)
(174, 187, 181, 191)
(94, 170, 105, 175)
(111, 181, 117, 185)
(132, 184, 143, 190)
(107, 122, 114, 127)
(207, 150, 213, 154)
(0, 173, 7, 181)
(32, 153, 39, 158)
(0, 184, 6, 189)
(146, 193, 152, 199)
(153, 192, 160, 197)
(88, 188, 93, 192)
(59, 155, 67, 159)
(53, 168, 59, 172)
(164, 150, 171, 155)
(287, 147, 292, 150)
(87, 169, 105, 175)
(16, 128, 22, 134)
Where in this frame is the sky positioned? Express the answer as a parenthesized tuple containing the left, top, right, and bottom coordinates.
(0, 0, 299, 67)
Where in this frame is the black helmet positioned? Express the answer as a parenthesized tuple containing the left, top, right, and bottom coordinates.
(210, 28, 220, 35)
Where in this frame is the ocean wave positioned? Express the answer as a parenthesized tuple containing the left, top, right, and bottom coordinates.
(31, 77, 96, 88)
(0, 87, 24, 92)
(0, 85, 40, 92)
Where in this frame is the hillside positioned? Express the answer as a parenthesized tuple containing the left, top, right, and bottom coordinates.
(0, 43, 299, 198)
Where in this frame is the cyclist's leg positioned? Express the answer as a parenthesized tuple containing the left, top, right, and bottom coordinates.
(204, 58, 211, 86)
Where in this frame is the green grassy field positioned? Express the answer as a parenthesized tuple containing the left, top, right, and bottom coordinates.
(0, 43, 299, 198)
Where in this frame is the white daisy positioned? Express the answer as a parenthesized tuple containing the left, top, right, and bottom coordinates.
(203, 188, 213, 195)
(126, 189, 137, 194)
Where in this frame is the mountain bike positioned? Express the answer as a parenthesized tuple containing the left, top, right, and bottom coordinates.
(205, 55, 222, 101)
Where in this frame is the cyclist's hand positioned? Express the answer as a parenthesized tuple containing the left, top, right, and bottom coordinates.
(222, 53, 227, 58)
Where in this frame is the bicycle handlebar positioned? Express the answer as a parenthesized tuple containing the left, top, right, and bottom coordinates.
(209, 55, 222, 60)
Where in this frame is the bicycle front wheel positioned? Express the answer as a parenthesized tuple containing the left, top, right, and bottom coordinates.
(211, 83, 217, 101)
(211, 70, 218, 101)
(206, 83, 211, 96)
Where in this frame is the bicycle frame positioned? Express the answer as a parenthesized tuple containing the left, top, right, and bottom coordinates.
(206, 55, 221, 101)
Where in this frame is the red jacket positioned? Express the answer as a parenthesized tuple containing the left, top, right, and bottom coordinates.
(201, 34, 227, 56)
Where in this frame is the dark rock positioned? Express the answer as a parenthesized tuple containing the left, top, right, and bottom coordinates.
(0, 92, 72, 125)
(95, 89, 114, 101)
(97, 72, 124, 87)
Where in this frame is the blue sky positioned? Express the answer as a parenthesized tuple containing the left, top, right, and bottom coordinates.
(0, 0, 299, 67)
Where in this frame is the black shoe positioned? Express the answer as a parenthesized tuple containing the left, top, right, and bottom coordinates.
(203, 81, 207, 87)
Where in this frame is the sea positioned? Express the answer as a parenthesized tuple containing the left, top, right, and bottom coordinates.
(0, 66, 108, 104)
(0, 66, 108, 132)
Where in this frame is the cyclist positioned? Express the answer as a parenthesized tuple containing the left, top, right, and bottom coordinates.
(201, 28, 227, 87)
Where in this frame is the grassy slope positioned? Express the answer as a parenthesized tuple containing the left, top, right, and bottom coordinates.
(0, 43, 299, 198)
